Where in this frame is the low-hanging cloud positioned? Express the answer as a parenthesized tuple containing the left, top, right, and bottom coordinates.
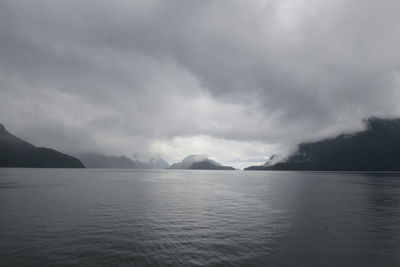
(1, 0, 400, 167)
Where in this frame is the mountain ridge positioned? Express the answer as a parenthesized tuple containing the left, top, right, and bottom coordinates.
(245, 117, 400, 171)
(169, 155, 235, 170)
(0, 123, 85, 168)
(75, 153, 169, 169)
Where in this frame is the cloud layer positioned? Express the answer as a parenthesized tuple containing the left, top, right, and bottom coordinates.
(1, 0, 400, 168)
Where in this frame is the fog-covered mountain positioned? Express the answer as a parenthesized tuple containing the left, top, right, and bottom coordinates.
(169, 155, 235, 170)
(245, 118, 400, 171)
(243, 155, 282, 170)
(147, 158, 170, 169)
(0, 123, 84, 168)
(76, 153, 140, 169)
(76, 153, 169, 169)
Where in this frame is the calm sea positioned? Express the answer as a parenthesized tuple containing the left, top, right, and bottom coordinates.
(1, 169, 399, 267)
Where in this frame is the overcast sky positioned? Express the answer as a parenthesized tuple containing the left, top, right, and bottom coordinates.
(1, 0, 400, 168)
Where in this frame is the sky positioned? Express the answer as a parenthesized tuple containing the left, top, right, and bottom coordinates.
(1, 0, 400, 169)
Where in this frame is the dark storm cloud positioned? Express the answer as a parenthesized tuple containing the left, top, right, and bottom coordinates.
(1, 0, 400, 165)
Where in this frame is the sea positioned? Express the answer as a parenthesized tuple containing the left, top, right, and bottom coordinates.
(1, 168, 399, 267)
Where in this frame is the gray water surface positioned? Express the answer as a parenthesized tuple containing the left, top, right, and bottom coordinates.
(1, 169, 399, 266)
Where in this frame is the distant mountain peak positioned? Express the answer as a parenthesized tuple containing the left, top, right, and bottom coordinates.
(0, 123, 5, 132)
(169, 154, 234, 170)
(75, 153, 170, 169)
(182, 154, 208, 162)
(148, 157, 169, 169)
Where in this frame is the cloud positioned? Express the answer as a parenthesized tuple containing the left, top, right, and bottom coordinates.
(1, 0, 400, 168)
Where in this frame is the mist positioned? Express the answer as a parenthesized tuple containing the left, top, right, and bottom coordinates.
(1, 0, 400, 168)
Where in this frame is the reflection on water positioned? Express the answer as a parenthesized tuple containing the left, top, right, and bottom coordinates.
(0, 169, 399, 266)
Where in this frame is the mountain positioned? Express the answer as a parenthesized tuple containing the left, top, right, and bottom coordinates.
(76, 153, 169, 169)
(169, 155, 235, 170)
(169, 155, 207, 169)
(190, 160, 235, 170)
(0, 123, 84, 168)
(245, 117, 400, 171)
(147, 158, 170, 169)
(76, 153, 141, 169)
(244, 155, 282, 170)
